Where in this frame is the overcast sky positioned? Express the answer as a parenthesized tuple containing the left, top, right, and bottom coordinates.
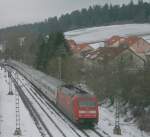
(0, 0, 149, 28)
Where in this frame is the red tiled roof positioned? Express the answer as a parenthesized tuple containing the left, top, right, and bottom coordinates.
(124, 36, 139, 46)
(75, 43, 93, 53)
(105, 35, 122, 46)
(67, 39, 93, 53)
(105, 35, 140, 47)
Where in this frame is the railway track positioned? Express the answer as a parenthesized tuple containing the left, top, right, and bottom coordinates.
(31, 84, 106, 137)
(23, 85, 67, 137)
(7, 65, 105, 137)
(11, 70, 86, 137)
(16, 73, 104, 137)
(29, 88, 84, 137)
(11, 75, 53, 137)
(17, 74, 89, 137)
(29, 86, 103, 137)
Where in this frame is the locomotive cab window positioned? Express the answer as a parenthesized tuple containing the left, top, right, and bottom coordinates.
(78, 101, 96, 107)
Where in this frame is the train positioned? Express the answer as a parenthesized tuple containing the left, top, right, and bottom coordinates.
(6, 60, 99, 125)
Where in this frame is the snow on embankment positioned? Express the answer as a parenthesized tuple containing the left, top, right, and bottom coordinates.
(0, 67, 41, 137)
(65, 23, 150, 49)
(99, 105, 150, 137)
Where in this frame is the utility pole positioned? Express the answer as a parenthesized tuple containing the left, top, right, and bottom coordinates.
(14, 72, 22, 136)
(113, 95, 121, 135)
(8, 70, 13, 95)
(58, 56, 62, 80)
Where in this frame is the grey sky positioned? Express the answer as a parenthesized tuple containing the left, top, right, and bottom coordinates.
(0, 0, 149, 28)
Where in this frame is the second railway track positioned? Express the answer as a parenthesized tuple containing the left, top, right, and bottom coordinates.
(11, 75, 53, 137)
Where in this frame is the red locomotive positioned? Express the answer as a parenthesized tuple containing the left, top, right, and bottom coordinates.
(56, 85, 99, 125)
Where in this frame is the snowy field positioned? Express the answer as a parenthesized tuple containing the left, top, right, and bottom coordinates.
(65, 23, 150, 49)
(0, 63, 150, 137)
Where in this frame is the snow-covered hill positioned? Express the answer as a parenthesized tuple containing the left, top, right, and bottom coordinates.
(65, 23, 150, 45)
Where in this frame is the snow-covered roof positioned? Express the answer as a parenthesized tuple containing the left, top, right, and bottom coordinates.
(89, 42, 104, 49)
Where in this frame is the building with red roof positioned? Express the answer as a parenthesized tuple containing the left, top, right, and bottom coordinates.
(83, 47, 145, 70)
(105, 36, 150, 60)
(67, 39, 93, 56)
(105, 35, 125, 47)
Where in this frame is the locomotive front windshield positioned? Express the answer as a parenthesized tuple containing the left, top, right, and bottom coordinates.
(79, 100, 96, 107)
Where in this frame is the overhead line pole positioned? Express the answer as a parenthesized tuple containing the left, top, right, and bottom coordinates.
(58, 56, 62, 81)
(14, 72, 22, 136)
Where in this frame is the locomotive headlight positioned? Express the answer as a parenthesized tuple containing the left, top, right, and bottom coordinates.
(79, 110, 86, 114)
(88, 110, 96, 114)
(79, 110, 96, 114)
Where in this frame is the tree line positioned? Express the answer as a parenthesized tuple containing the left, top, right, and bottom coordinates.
(58, 0, 150, 31)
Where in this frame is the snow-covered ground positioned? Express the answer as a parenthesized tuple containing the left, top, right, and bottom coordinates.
(0, 68, 41, 137)
(65, 23, 150, 49)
